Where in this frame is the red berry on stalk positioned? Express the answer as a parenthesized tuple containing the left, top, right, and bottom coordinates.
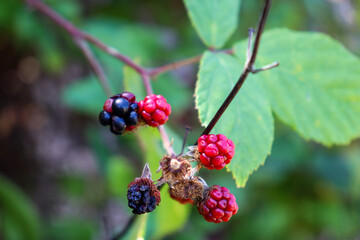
(138, 94, 171, 127)
(197, 185, 238, 223)
(197, 134, 235, 170)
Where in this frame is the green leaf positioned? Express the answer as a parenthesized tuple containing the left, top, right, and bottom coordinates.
(184, 0, 241, 48)
(0, 174, 41, 240)
(148, 185, 191, 239)
(106, 156, 136, 198)
(234, 28, 360, 146)
(195, 51, 274, 187)
(46, 218, 96, 240)
(122, 215, 148, 240)
(135, 127, 164, 181)
(62, 76, 107, 115)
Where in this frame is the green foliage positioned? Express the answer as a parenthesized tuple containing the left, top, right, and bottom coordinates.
(62, 76, 108, 115)
(195, 51, 274, 187)
(184, 0, 241, 48)
(106, 156, 136, 198)
(122, 215, 148, 240)
(147, 185, 191, 240)
(5, 1, 360, 239)
(0, 175, 41, 240)
(46, 218, 96, 240)
(234, 28, 360, 146)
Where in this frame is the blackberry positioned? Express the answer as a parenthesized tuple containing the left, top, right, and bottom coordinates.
(111, 116, 126, 134)
(138, 94, 171, 127)
(196, 134, 235, 170)
(127, 177, 161, 215)
(130, 103, 139, 112)
(99, 92, 141, 135)
(197, 185, 238, 223)
(120, 92, 136, 103)
(112, 98, 130, 117)
(126, 111, 139, 126)
(99, 110, 111, 126)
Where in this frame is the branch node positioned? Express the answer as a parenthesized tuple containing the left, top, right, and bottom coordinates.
(251, 61, 279, 74)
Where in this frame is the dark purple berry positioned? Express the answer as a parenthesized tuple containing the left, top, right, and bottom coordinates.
(111, 116, 126, 134)
(120, 92, 136, 103)
(99, 110, 111, 126)
(112, 98, 130, 117)
(110, 94, 121, 100)
(127, 178, 161, 215)
(126, 111, 139, 126)
(130, 103, 139, 112)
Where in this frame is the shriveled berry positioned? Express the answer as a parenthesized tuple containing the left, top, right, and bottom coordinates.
(197, 185, 238, 223)
(99, 110, 111, 126)
(112, 98, 130, 117)
(126, 111, 139, 126)
(138, 94, 171, 127)
(111, 116, 126, 134)
(127, 178, 161, 215)
(169, 189, 194, 204)
(196, 134, 235, 170)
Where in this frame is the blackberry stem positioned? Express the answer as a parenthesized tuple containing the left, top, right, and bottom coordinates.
(200, 0, 276, 138)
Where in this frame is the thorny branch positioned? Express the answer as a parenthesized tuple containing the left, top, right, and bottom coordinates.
(23, 0, 277, 239)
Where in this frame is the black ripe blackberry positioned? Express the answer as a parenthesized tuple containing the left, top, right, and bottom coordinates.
(127, 178, 161, 215)
(99, 92, 140, 135)
(126, 111, 139, 126)
(130, 103, 139, 112)
(99, 110, 111, 126)
(111, 116, 126, 134)
(112, 98, 130, 117)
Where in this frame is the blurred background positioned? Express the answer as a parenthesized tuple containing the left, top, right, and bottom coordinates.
(1, 0, 360, 239)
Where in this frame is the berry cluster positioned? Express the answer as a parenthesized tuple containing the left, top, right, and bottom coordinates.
(127, 177, 161, 215)
(104, 93, 239, 223)
(197, 185, 238, 223)
(99, 92, 172, 135)
(197, 134, 235, 170)
(99, 92, 139, 135)
(138, 94, 171, 127)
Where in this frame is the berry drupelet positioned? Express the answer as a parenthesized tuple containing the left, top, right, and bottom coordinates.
(99, 92, 139, 135)
(197, 134, 235, 170)
(138, 94, 171, 127)
(197, 185, 238, 223)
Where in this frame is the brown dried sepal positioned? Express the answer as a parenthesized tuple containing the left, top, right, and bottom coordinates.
(169, 178, 205, 204)
(160, 155, 192, 184)
(128, 178, 161, 205)
(169, 190, 194, 204)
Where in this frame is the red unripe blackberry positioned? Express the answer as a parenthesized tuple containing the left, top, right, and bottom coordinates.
(197, 134, 235, 170)
(197, 185, 238, 223)
(138, 94, 171, 127)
